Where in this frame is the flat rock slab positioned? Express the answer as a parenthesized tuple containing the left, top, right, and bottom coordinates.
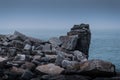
(36, 63, 64, 75)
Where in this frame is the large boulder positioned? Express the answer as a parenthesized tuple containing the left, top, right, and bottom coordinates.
(60, 35, 78, 50)
(73, 50, 87, 62)
(49, 37, 62, 47)
(67, 24, 91, 58)
(62, 60, 80, 70)
(79, 59, 116, 77)
(36, 63, 64, 75)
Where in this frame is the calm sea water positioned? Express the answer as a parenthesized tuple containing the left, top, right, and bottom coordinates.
(89, 30, 120, 71)
(0, 29, 120, 71)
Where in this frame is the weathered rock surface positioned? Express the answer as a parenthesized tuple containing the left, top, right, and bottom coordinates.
(67, 24, 91, 58)
(0, 23, 118, 80)
(36, 63, 64, 75)
(79, 59, 116, 77)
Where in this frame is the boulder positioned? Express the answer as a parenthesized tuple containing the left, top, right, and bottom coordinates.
(36, 63, 64, 75)
(73, 50, 87, 62)
(62, 60, 80, 70)
(21, 70, 34, 80)
(0, 56, 7, 62)
(14, 31, 27, 41)
(14, 54, 26, 61)
(21, 62, 36, 70)
(11, 40, 24, 49)
(79, 59, 116, 77)
(55, 51, 66, 66)
(10, 66, 25, 75)
(49, 37, 62, 47)
(42, 43, 52, 53)
(24, 44, 32, 50)
(60, 35, 78, 50)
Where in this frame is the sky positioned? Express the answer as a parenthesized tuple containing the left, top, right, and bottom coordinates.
(0, 0, 120, 37)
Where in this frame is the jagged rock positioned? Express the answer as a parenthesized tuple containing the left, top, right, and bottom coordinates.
(79, 59, 116, 77)
(36, 63, 64, 75)
(7, 47, 16, 57)
(55, 51, 66, 66)
(24, 44, 32, 50)
(0, 56, 7, 62)
(14, 54, 26, 61)
(10, 66, 25, 75)
(3, 42, 9, 46)
(14, 31, 27, 41)
(21, 62, 36, 70)
(45, 54, 57, 62)
(49, 37, 62, 47)
(67, 24, 91, 58)
(11, 40, 24, 49)
(60, 35, 78, 50)
(73, 50, 87, 62)
(62, 60, 80, 70)
(21, 70, 34, 80)
(42, 43, 52, 53)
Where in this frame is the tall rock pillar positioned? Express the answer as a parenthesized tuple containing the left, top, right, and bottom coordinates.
(67, 23, 91, 58)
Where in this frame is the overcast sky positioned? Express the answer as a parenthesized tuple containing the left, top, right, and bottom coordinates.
(0, 0, 120, 35)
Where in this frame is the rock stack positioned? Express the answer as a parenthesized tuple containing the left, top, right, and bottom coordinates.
(0, 23, 118, 80)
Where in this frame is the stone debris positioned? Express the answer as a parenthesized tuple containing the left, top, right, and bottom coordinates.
(0, 23, 118, 80)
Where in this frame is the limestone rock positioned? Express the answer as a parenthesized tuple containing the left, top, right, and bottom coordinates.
(79, 59, 116, 77)
(49, 37, 62, 47)
(73, 50, 87, 62)
(60, 35, 78, 50)
(42, 43, 52, 53)
(24, 44, 32, 50)
(62, 60, 80, 70)
(36, 63, 64, 75)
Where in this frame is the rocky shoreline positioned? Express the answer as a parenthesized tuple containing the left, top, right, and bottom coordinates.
(0, 23, 119, 80)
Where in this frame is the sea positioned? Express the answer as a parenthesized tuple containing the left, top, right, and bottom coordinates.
(0, 29, 120, 71)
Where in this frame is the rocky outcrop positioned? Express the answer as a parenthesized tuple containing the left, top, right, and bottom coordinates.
(67, 24, 91, 58)
(0, 23, 118, 80)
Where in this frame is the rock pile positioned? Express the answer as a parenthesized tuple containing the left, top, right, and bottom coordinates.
(0, 23, 118, 80)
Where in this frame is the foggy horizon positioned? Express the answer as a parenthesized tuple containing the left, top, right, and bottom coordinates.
(0, 0, 120, 35)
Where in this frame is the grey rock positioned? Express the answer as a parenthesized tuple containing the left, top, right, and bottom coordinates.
(60, 35, 78, 50)
(0, 56, 7, 62)
(10, 66, 25, 75)
(62, 60, 79, 70)
(21, 70, 34, 80)
(55, 51, 66, 66)
(11, 40, 24, 49)
(45, 54, 57, 62)
(42, 43, 52, 53)
(67, 24, 91, 58)
(79, 59, 116, 77)
(21, 62, 36, 70)
(24, 44, 32, 50)
(7, 47, 16, 57)
(36, 63, 64, 75)
(49, 37, 62, 47)
(3, 42, 9, 46)
(73, 50, 87, 62)
(14, 54, 26, 61)
(14, 31, 27, 41)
